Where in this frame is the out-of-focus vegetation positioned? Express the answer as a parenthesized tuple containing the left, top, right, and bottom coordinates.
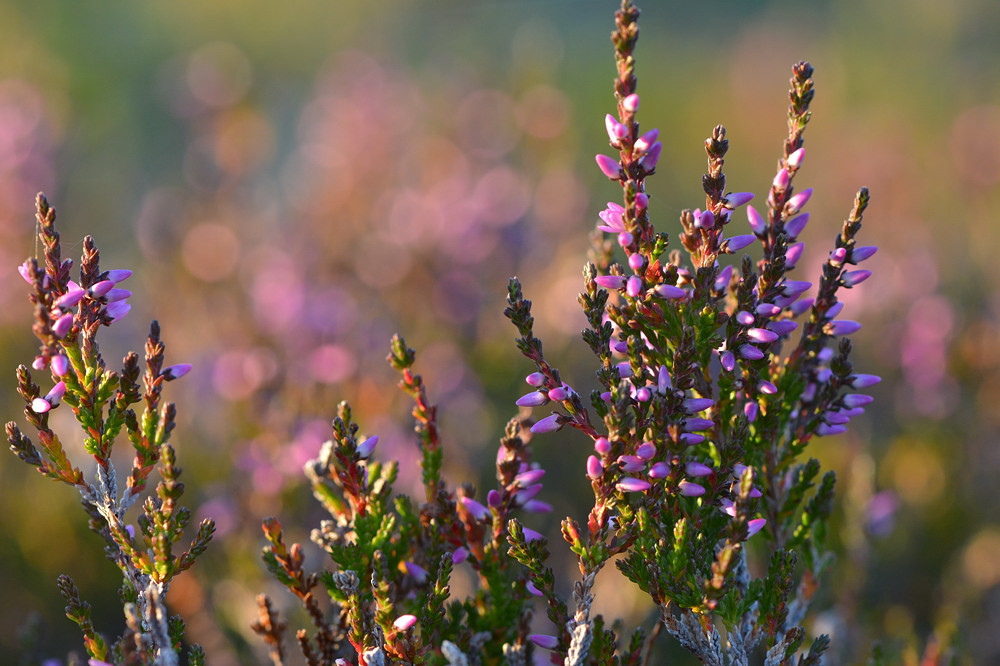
(2, 0, 999, 663)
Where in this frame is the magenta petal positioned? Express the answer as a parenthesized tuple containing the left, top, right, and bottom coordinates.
(595, 154, 622, 179)
(617, 477, 651, 492)
(393, 614, 418, 631)
(529, 634, 559, 650)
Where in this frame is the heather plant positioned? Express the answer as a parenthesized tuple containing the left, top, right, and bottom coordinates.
(7, 2, 885, 665)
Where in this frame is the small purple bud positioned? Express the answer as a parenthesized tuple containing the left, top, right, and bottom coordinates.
(105, 301, 131, 321)
(628, 253, 645, 271)
(739, 345, 765, 360)
(522, 527, 545, 542)
(850, 374, 882, 388)
(17, 261, 33, 284)
(684, 417, 714, 431)
(840, 406, 865, 417)
(720, 499, 737, 517)
(767, 320, 798, 337)
(586, 455, 604, 479)
(827, 320, 862, 336)
(714, 265, 733, 292)
(623, 94, 639, 112)
(789, 298, 814, 317)
(756, 303, 781, 317)
(355, 435, 378, 459)
(639, 142, 662, 170)
(725, 235, 756, 252)
(747, 328, 778, 343)
(758, 381, 777, 395)
(658, 365, 672, 392)
(163, 363, 192, 380)
(781, 280, 812, 297)
(526, 581, 543, 596)
(54, 288, 85, 309)
(634, 129, 659, 153)
(600, 391, 612, 402)
(514, 468, 546, 486)
(842, 269, 872, 287)
(830, 247, 848, 265)
(105, 269, 133, 283)
(487, 489, 502, 508)
(735, 310, 755, 326)
(31, 397, 51, 413)
(610, 339, 628, 354)
(747, 205, 767, 235)
(784, 188, 813, 214)
(452, 547, 470, 564)
(634, 387, 651, 402)
(548, 385, 571, 401)
(685, 462, 712, 477)
(785, 242, 805, 267)
(773, 168, 790, 190)
(655, 284, 686, 300)
(617, 231, 634, 248)
(744, 401, 759, 423)
(683, 398, 714, 413)
(618, 455, 646, 473)
(89, 280, 114, 298)
(824, 411, 851, 425)
(785, 212, 810, 239)
(45, 381, 66, 405)
(721, 351, 736, 372)
(51, 355, 70, 377)
(595, 275, 626, 290)
(529, 634, 559, 650)
(626, 276, 642, 298)
(697, 209, 715, 229)
(523, 499, 552, 513)
(461, 497, 490, 521)
(635, 192, 649, 211)
(678, 481, 705, 497)
(617, 477, 651, 492)
(725, 192, 754, 208)
(843, 393, 875, 408)
(851, 245, 878, 262)
(52, 313, 74, 338)
(605, 114, 629, 142)
(525, 372, 546, 387)
(530, 414, 562, 434)
(105, 288, 131, 302)
(787, 147, 805, 169)
(32, 356, 46, 370)
(595, 154, 622, 179)
(649, 462, 670, 478)
(636, 441, 656, 460)
(678, 433, 705, 446)
(517, 391, 548, 407)
(747, 518, 767, 538)
(594, 437, 611, 454)
(393, 614, 418, 631)
(616, 362, 633, 378)
(817, 423, 847, 436)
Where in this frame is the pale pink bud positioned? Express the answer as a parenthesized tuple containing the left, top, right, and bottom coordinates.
(634, 387, 651, 402)
(655, 284, 686, 300)
(51, 355, 70, 377)
(623, 94, 639, 112)
(549, 385, 572, 401)
(52, 313, 74, 338)
(628, 253, 645, 271)
(747, 518, 767, 538)
(685, 462, 712, 477)
(356, 435, 378, 459)
(735, 310, 754, 326)
(725, 235, 756, 252)
(595, 275, 625, 290)
(54, 288, 85, 309)
(31, 356, 46, 370)
(605, 114, 629, 142)
(781, 280, 812, 297)
(587, 455, 603, 479)
(678, 480, 705, 496)
(787, 147, 805, 169)
(31, 398, 51, 413)
(618, 455, 645, 473)
(830, 247, 848, 265)
(393, 614, 418, 631)
(17, 261, 33, 284)
(784, 188, 813, 215)
(517, 391, 548, 407)
(720, 350, 736, 372)
(105, 301, 131, 321)
(649, 462, 670, 478)
(626, 276, 642, 298)
(772, 168, 790, 191)
(525, 372, 546, 387)
(635, 192, 649, 211)
(594, 437, 611, 454)
(725, 192, 754, 208)
(618, 231, 634, 248)
(105, 269, 133, 283)
(595, 154, 622, 179)
(45, 381, 66, 405)
(634, 128, 659, 153)
(747, 205, 767, 235)
(617, 477, 651, 492)
(530, 414, 562, 434)
(714, 265, 733, 292)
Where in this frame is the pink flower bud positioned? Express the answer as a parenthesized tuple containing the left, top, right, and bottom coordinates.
(678, 480, 705, 496)
(32, 356, 46, 370)
(54, 288, 85, 309)
(747, 205, 767, 235)
(735, 311, 754, 326)
(515, 468, 546, 486)
(623, 94, 639, 112)
(594, 437, 611, 455)
(487, 489, 502, 508)
(685, 462, 712, 477)
(586, 455, 603, 479)
(516, 391, 548, 407)
(635, 192, 649, 211)
(725, 235, 756, 252)
(105, 301, 131, 321)
(105, 269, 133, 283)
(616, 362, 633, 378)
(529, 634, 559, 650)
(639, 141, 662, 170)
(817, 423, 847, 436)
(787, 147, 805, 169)
(725, 192, 754, 208)
(605, 114, 629, 142)
(525, 372, 546, 387)
(784, 188, 813, 215)
(714, 265, 733, 292)
(618, 455, 646, 473)
(52, 313, 74, 338)
(452, 547, 469, 564)
(789, 298, 814, 317)
(461, 497, 490, 521)
(46, 381, 66, 405)
(51, 355, 70, 377)
(163, 363, 192, 380)
(830, 247, 848, 265)
(649, 462, 670, 478)
(744, 401, 759, 422)
(618, 231, 634, 249)
(772, 168, 790, 191)
(781, 280, 812, 297)
(747, 328, 778, 343)
(89, 280, 115, 298)
(634, 128, 659, 153)
(530, 414, 562, 434)
(617, 477, 651, 492)
(696, 209, 715, 229)
(356, 435, 378, 459)
(626, 275, 642, 298)
(105, 288, 131, 302)
(634, 387, 651, 402)
(849, 374, 881, 388)
(522, 526, 545, 542)
(595, 275, 625, 290)
(785, 242, 805, 267)
(747, 518, 767, 538)
(595, 154, 622, 179)
(758, 381, 777, 395)
(31, 398, 51, 413)
(393, 614, 418, 631)
(757, 303, 781, 316)
(655, 284, 686, 300)
(628, 253, 645, 271)
(17, 261, 33, 284)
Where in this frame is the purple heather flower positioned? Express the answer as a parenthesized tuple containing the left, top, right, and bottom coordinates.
(623, 94, 640, 112)
(594, 437, 612, 455)
(714, 265, 733, 292)
(840, 406, 865, 417)
(52, 313, 74, 338)
(747, 327, 778, 343)
(768, 320, 798, 337)
(610, 339, 628, 354)
(781, 280, 812, 297)
(784, 188, 813, 214)
(634, 387, 652, 402)
(514, 468, 546, 486)
(105, 288, 131, 302)
(787, 147, 805, 169)
(530, 414, 562, 434)
(634, 129, 659, 153)
(105, 300, 131, 321)
(789, 297, 814, 316)
(635, 192, 649, 211)
(696, 209, 715, 229)
(843, 393, 875, 408)
(739, 345, 765, 361)
(649, 461, 670, 478)
(163, 363, 192, 380)
(685, 461, 713, 477)
(31, 397, 51, 414)
(720, 499, 737, 517)
(849, 373, 882, 388)
(747, 518, 767, 538)
(655, 284, 686, 300)
(31, 356, 46, 370)
(45, 381, 66, 405)
(684, 417, 713, 431)
(525, 372, 546, 387)
(824, 411, 851, 425)
(773, 168, 790, 191)
(595, 275, 626, 290)
(51, 354, 69, 377)
(600, 391, 612, 402)
(393, 614, 418, 631)
(747, 205, 767, 235)
(758, 380, 777, 395)
(683, 397, 714, 413)
(785, 212, 810, 238)
(595, 154, 622, 179)
(105, 269, 132, 283)
(616, 362, 633, 378)
(17, 260, 33, 284)
(639, 141, 662, 170)
(617, 477, 651, 492)
(842, 269, 872, 287)
(516, 483, 543, 504)
(522, 527, 545, 542)
(636, 441, 656, 460)
(725, 235, 756, 252)
(526, 581, 543, 596)
(658, 365, 672, 392)
(816, 424, 847, 436)
(827, 320, 862, 336)
(452, 547, 470, 564)
(744, 401, 759, 423)
(826, 301, 845, 318)
(517, 391, 548, 407)
(54, 287, 85, 309)
(721, 351, 736, 372)
(523, 499, 552, 513)
(529, 634, 559, 650)
(605, 114, 629, 142)
(725, 191, 754, 208)
(830, 247, 848, 265)
(678, 480, 705, 497)
(626, 275, 643, 298)
(851, 245, 878, 262)
(618, 231, 634, 249)
(618, 455, 646, 473)
(598, 205, 625, 232)
(461, 497, 490, 521)
(89, 280, 114, 298)
(678, 433, 705, 446)
(404, 561, 428, 583)
(586, 455, 603, 479)
(757, 302, 781, 317)
(785, 242, 805, 267)
(628, 252, 645, 271)
(548, 385, 571, 401)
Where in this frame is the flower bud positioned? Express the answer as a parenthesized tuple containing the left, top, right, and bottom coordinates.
(89, 280, 115, 298)
(634, 128, 659, 153)
(594, 437, 611, 454)
(725, 235, 756, 252)
(623, 94, 640, 112)
(105, 269, 133, 283)
(529, 634, 559, 650)
(649, 461, 670, 478)
(605, 114, 629, 142)
(747, 328, 778, 343)
(678, 480, 705, 496)
(787, 147, 805, 169)
(747, 518, 767, 538)
(356, 435, 378, 459)
(725, 192, 754, 208)
(595, 154, 622, 179)
(785, 242, 805, 267)
(52, 313, 74, 338)
(525, 372, 546, 387)
(617, 477, 651, 492)
(595, 275, 626, 290)
(773, 168, 790, 191)
(655, 284, 686, 300)
(735, 310, 754, 326)
(636, 441, 656, 460)
(163, 363, 192, 380)
(586, 455, 603, 479)
(51, 354, 70, 377)
(842, 269, 872, 287)
(721, 351, 736, 372)
(516, 391, 548, 407)
(851, 245, 878, 262)
(685, 461, 712, 477)
(626, 276, 642, 298)
(530, 414, 562, 434)
(784, 188, 813, 215)
(54, 288, 85, 309)
(393, 615, 418, 631)
(747, 205, 767, 235)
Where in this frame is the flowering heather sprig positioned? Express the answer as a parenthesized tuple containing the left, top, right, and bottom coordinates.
(7, 194, 212, 666)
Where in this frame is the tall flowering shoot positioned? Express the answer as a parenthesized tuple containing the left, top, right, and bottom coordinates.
(506, 2, 877, 663)
(7, 194, 213, 665)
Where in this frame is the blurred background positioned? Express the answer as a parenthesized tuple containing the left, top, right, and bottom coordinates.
(1, 0, 998, 663)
